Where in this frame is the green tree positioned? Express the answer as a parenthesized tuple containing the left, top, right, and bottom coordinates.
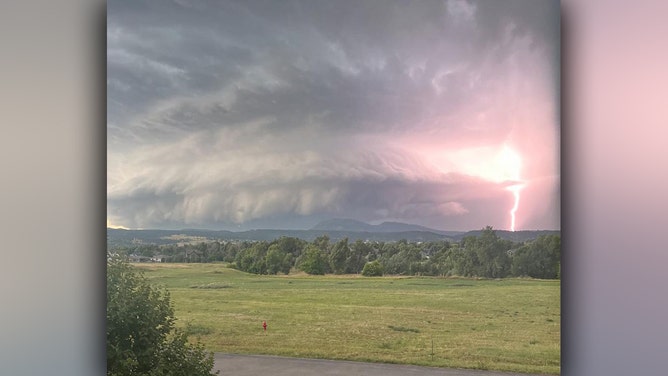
(511, 235, 561, 279)
(272, 236, 307, 258)
(476, 226, 511, 278)
(206, 241, 223, 262)
(430, 242, 454, 276)
(106, 257, 217, 376)
(222, 242, 239, 263)
(380, 241, 423, 275)
(313, 234, 331, 252)
(329, 238, 350, 274)
(297, 245, 328, 275)
(347, 240, 371, 273)
(234, 241, 269, 274)
(457, 227, 511, 278)
(265, 244, 292, 275)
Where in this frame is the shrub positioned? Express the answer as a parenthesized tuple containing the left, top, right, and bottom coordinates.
(107, 257, 218, 376)
(362, 260, 384, 276)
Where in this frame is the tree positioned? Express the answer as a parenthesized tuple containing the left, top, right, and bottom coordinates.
(265, 244, 292, 275)
(107, 257, 218, 376)
(313, 234, 331, 252)
(272, 236, 307, 259)
(511, 235, 561, 279)
(329, 238, 350, 274)
(459, 227, 511, 278)
(429, 242, 454, 276)
(234, 241, 269, 274)
(222, 242, 239, 263)
(347, 240, 371, 274)
(297, 245, 328, 275)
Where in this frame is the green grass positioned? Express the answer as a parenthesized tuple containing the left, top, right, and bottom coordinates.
(136, 263, 560, 375)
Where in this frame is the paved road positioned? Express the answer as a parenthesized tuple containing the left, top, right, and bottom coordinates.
(213, 354, 548, 376)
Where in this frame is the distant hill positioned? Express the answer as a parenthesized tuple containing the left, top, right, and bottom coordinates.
(106, 227, 454, 246)
(310, 218, 375, 232)
(107, 221, 559, 248)
(310, 218, 464, 236)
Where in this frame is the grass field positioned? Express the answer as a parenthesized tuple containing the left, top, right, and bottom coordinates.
(135, 263, 560, 375)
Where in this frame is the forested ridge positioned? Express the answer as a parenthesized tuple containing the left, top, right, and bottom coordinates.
(109, 226, 560, 279)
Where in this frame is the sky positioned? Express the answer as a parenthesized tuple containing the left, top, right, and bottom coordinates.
(107, 0, 560, 232)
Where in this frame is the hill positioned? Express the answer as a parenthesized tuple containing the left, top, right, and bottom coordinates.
(310, 218, 463, 236)
(106, 227, 453, 247)
(107, 220, 559, 248)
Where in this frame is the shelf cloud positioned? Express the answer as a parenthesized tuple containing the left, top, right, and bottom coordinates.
(107, 0, 559, 231)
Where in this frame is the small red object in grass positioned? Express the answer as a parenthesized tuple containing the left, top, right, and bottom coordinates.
(262, 321, 267, 331)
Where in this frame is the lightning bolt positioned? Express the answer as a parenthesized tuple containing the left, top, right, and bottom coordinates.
(498, 145, 524, 232)
(507, 184, 525, 232)
(435, 144, 526, 231)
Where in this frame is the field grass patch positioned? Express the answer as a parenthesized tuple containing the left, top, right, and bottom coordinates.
(183, 323, 215, 337)
(190, 283, 233, 289)
(137, 263, 560, 375)
(388, 325, 420, 333)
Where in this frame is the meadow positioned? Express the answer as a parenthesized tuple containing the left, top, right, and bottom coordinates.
(136, 263, 560, 375)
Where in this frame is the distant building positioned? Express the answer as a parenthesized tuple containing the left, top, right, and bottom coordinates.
(150, 255, 166, 263)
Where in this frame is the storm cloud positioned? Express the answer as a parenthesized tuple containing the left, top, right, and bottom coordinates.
(107, 0, 560, 231)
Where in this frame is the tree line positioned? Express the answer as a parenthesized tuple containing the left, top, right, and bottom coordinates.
(110, 226, 560, 279)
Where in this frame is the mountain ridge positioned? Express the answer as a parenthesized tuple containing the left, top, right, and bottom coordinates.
(107, 219, 560, 248)
(310, 218, 464, 236)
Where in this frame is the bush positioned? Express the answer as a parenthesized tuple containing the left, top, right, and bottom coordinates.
(362, 260, 384, 276)
(107, 257, 218, 376)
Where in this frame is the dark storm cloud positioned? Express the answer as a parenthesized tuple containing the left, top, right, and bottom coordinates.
(108, 0, 543, 134)
(107, 0, 560, 231)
